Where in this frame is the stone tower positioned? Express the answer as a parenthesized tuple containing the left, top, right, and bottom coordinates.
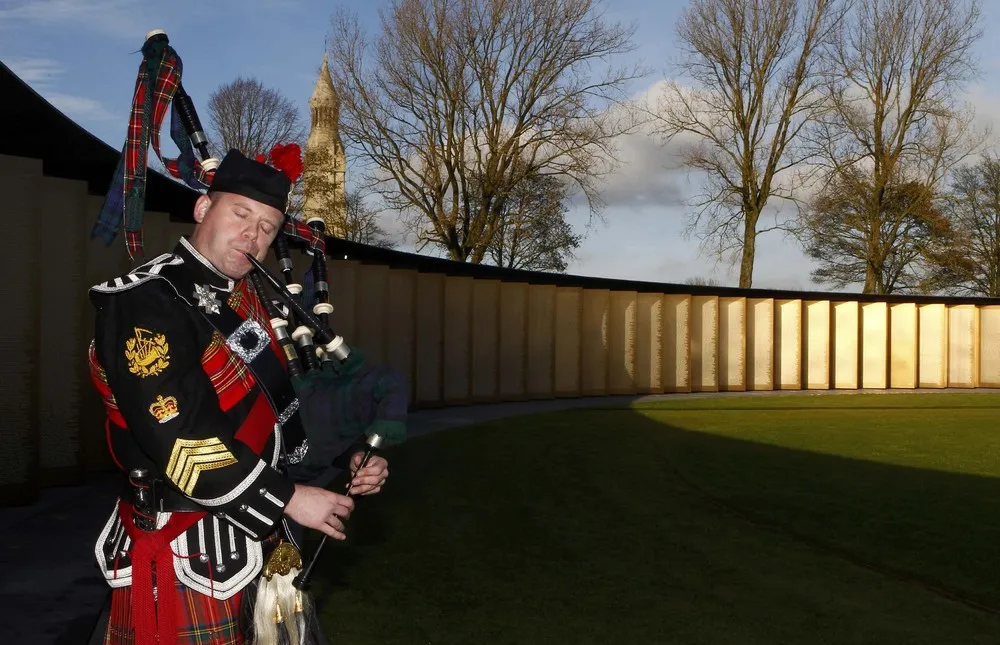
(302, 52, 347, 236)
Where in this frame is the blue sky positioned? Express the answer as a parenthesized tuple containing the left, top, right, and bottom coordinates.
(3, 0, 1000, 291)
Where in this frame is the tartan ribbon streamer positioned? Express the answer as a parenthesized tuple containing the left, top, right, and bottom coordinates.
(162, 101, 215, 190)
(283, 218, 327, 255)
(93, 34, 216, 261)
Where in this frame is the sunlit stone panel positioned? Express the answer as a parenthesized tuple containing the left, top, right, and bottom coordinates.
(608, 291, 637, 395)
(690, 296, 719, 392)
(860, 302, 888, 389)
(636, 293, 664, 393)
(663, 295, 691, 393)
(802, 301, 830, 389)
(948, 305, 979, 388)
(580, 289, 610, 395)
(775, 300, 801, 390)
(889, 303, 917, 389)
(979, 306, 1000, 388)
(832, 301, 859, 389)
(746, 298, 774, 391)
(918, 304, 948, 388)
(719, 297, 746, 391)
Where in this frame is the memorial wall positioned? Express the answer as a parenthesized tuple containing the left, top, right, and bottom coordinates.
(3, 151, 1000, 506)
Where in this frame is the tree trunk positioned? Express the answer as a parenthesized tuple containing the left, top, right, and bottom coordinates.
(739, 213, 757, 288)
(863, 266, 878, 294)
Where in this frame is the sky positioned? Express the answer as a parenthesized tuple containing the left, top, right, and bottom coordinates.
(3, 0, 1000, 292)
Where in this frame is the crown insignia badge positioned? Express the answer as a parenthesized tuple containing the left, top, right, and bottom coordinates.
(149, 394, 180, 424)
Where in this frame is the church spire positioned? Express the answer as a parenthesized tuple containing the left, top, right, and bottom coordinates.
(310, 52, 337, 108)
(303, 50, 347, 237)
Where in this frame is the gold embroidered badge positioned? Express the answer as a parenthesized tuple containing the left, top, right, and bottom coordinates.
(148, 394, 179, 423)
(166, 437, 238, 495)
(124, 327, 170, 378)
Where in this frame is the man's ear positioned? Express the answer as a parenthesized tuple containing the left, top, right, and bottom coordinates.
(193, 194, 212, 223)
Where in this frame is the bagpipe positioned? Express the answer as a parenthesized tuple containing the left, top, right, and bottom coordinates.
(94, 29, 408, 644)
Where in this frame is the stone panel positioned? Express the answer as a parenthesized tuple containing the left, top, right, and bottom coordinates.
(861, 302, 888, 389)
(414, 273, 444, 405)
(690, 296, 718, 392)
(553, 287, 581, 397)
(889, 303, 917, 389)
(608, 291, 637, 394)
(802, 301, 830, 389)
(636, 293, 664, 393)
(948, 305, 979, 388)
(580, 289, 609, 395)
(663, 295, 691, 393)
(918, 304, 948, 388)
(499, 282, 528, 400)
(775, 300, 801, 390)
(442, 277, 473, 404)
(719, 297, 746, 391)
(526, 285, 556, 398)
(471, 280, 500, 401)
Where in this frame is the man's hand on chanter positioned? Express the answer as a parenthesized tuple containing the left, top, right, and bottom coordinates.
(348, 453, 388, 496)
(284, 484, 355, 540)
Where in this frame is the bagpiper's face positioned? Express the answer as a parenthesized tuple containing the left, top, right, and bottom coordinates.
(190, 192, 284, 279)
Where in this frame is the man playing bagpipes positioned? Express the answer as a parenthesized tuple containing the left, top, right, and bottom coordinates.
(86, 30, 407, 645)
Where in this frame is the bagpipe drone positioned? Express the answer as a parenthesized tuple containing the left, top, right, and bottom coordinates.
(93, 29, 408, 644)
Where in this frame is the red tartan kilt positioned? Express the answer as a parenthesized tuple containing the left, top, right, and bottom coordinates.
(102, 582, 244, 644)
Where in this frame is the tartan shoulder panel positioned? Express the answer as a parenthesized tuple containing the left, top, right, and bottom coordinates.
(201, 330, 257, 412)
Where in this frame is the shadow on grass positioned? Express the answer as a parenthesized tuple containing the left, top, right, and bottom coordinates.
(308, 404, 1000, 645)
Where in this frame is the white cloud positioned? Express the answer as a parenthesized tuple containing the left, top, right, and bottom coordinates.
(3, 56, 62, 84)
(0, 0, 156, 39)
(45, 92, 120, 122)
(959, 82, 1000, 150)
(3, 55, 120, 122)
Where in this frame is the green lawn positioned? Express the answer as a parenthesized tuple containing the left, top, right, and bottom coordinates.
(309, 393, 1000, 644)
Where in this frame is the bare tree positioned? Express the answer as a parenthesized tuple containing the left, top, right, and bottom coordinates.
(925, 155, 1000, 296)
(655, 0, 845, 288)
(800, 0, 985, 293)
(799, 169, 955, 293)
(207, 76, 306, 159)
(684, 276, 722, 286)
(325, 0, 645, 264)
(343, 188, 397, 248)
(485, 173, 581, 272)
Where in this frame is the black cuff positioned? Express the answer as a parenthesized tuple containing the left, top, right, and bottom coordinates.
(216, 464, 295, 539)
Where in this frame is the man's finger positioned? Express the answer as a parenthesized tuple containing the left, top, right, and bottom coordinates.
(330, 505, 352, 521)
(325, 493, 354, 513)
(351, 470, 389, 482)
(325, 515, 346, 535)
(350, 483, 383, 496)
(351, 473, 385, 484)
